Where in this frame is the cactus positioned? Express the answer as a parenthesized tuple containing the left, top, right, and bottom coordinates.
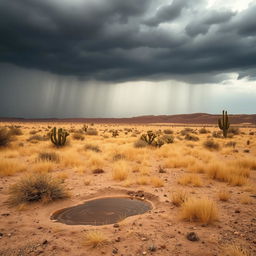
(140, 131, 157, 145)
(112, 130, 119, 137)
(218, 110, 230, 138)
(83, 124, 88, 133)
(50, 127, 69, 147)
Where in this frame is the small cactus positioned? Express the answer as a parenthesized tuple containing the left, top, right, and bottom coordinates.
(83, 124, 88, 133)
(50, 127, 69, 147)
(140, 131, 157, 145)
(218, 110, 230, 138)
(112, 130, 119, 137)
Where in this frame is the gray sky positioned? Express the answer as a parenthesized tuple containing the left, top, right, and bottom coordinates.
(0, 0, 255, 118)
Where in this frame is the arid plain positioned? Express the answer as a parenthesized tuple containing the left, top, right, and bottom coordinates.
(0, 121, 255, 256)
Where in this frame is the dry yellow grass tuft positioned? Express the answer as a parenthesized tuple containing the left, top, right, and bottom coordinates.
(218, 190, 231, 201)
(0, 158, 26, 176)
(220, 244, 251, 256)
(151, 176, 164, 187)
(112, 161, 129, 181)
(83, 230, 108, 248)
(136, 176, 150, 185)
(178, 174, 203, 187)
(240, 194, 253, 205)
(181, 197, 219, 224)
(32, 161, 56, 173)
(171, 190, 188, 206)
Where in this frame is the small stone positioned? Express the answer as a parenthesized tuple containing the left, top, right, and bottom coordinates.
(148, 245, 157, 252)
(1, 213, 10, 216)
(113, 224, 120, 228)
(7, 233, 11, 237)
(42, 240, 48, 245)
(141, 237, 147, 241)
(0, 232, 3, 237)
(235, 209, 240, 213)
(115, 237, 121, 242)
(186, 232, 199, 242)
(112, 248, 118, 254)
(142, 251, 147, 255)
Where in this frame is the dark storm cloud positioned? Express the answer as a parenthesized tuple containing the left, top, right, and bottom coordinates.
(0, 0, 256, 82)
(143, 0, 191, 26)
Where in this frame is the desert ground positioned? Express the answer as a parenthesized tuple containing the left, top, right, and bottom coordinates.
(0, 122, 255, 256)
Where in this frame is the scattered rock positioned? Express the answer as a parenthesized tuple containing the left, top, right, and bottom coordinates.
(115, 237, 121, 242)
(186, 232, 200, 242)
(0, 232, 3, 237)
(92, 168, 104, 174)
(1, 213, 10, 216)
(112, 247, 118, 254)
(42, 240, 48, 245)
(148, 245, 157, 252)
(113, 224, 120, 228)
(235, 209, 240, 213)
(142, 251, 147, 255)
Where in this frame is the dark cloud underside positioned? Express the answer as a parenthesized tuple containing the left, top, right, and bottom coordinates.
(0, 0, 256, 82)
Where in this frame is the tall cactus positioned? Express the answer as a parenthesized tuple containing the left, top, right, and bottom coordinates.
(218, 110, 230, 138)
(50, 127, 69, 147)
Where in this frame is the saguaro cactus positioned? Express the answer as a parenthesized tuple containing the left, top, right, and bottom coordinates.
(218, 110, 230, 138)
(50, 127, 69, 147)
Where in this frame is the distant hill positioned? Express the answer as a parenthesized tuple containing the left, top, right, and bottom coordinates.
(1, 113, 256, 125)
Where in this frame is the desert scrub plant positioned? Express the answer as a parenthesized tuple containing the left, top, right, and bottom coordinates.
(38, 152, 60, 163)
(9, 126, 23, 136)
(180, 128, 195, 136)
(134, 139, 148, 148)
(27, 135, 48, 142)
(163, 129, 173, 134)
(83, 230, 108, 248)
(220, 244, 251, 256)
(171, 190, 188, 206)
(140, 131, 157, 145)
(203, 139, 220, 151)
(86, 128, 98, 136)
(8, 173, 68, 205)
(178, 174, 202, 187)
(181, 198, 218, 224)
(218, 110, 230, 138)
(184, 134, 199, 141)
(212, 131, 223, 138)
(84, 144, 101, 152)
(0, 127, 11, 147)
(218, 190, 231, 201)
(50, 127, 69, 147)
(162, 135, 174, 144)
(199, 127, 209, 134)
(0, 159, 25, 176)
(72, 133, 85, 141)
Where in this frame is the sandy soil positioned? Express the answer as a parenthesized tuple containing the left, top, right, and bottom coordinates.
(0, 122, 255, 256)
